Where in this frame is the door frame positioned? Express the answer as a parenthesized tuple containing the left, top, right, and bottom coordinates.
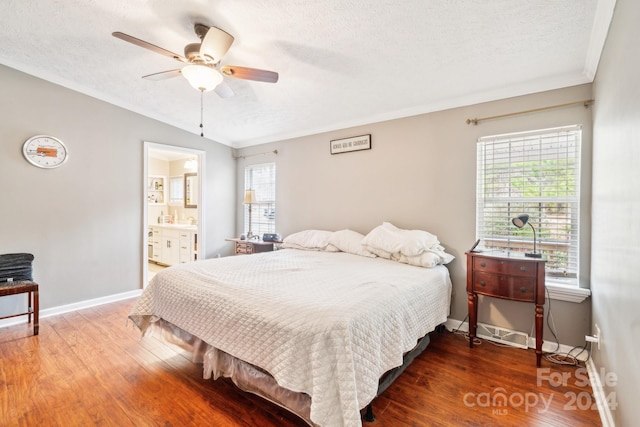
(143, 141, 206, 287)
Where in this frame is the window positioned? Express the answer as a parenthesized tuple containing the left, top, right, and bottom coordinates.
(476, 125, 581, 283)
(169, 176, 183, 205)
(244, 163, 276, 236)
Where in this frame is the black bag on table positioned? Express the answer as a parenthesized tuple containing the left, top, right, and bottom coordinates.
(0, 253, 34, 282)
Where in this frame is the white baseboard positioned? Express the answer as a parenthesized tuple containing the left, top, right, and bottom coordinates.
(586, 356, 616, 427)
(0, 289, 143, 330)
(443, 317, 589, 361)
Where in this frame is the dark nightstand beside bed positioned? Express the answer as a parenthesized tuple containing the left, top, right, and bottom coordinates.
(226, 238, 278, 255)
(466, 251, 546, 366)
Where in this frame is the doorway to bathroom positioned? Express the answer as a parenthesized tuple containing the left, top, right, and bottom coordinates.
(143, 141, 205, 286)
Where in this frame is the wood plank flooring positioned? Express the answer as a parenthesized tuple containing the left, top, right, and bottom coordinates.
(0, 298, 602, 426)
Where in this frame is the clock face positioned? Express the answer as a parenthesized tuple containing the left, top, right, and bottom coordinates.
(22, 135, 69, 169)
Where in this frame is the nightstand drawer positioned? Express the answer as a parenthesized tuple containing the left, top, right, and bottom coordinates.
(473, 257, 537, 277)
(473, 271, 536, 302)
(226, 238, 276, 255)
(235, 243, 253, 254)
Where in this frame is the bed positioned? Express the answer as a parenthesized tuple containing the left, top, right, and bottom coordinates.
(129, 226, 453, 427)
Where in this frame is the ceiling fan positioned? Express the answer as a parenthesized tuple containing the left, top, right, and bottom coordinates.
(112, 23, 279, 98)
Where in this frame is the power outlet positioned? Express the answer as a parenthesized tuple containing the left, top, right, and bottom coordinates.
(585, 323, 601, 350)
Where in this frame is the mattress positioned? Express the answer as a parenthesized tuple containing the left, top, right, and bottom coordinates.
(129, 249, 452, 426)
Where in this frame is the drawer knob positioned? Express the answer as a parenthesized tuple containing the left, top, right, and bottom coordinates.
(520, 287, 527, 293)
(480, 262, 486, 267)
(479, 281, 486, 287)
(520, 266, 527, 272)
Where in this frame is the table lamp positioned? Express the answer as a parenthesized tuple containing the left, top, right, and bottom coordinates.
(511, 214, 542, 258)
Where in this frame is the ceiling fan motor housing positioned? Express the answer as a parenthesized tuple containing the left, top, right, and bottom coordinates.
(194, 23, 210, 40)
(184, 43, 206, 63)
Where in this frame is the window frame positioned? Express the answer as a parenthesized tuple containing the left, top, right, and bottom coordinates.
(243, 162, 276, 238)
(476, 125, 583, 288)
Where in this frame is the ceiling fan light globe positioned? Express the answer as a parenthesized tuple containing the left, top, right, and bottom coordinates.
(182, 65, 223, 92)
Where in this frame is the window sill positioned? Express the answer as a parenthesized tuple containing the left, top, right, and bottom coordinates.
(546, 279, 591, 303)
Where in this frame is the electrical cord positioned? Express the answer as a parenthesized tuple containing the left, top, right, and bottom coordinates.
(451, 314, 482, 346)
(544, 286, 561, 354)
(545, 342, 590, 365)
(451, 286, 592, 365)
(541, 285, 591, 366)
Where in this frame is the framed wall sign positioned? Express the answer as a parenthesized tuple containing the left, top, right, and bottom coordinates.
(330, 134, 371, 155)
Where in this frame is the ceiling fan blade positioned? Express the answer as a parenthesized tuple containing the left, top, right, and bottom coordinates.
(200, 26, 234, 64)
(220, 66, 279, 83)
(214, 82, 235, 98)
(112, 32, 187, 63)
(142, 69, 183, 81)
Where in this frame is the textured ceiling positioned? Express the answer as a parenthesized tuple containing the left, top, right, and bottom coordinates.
(0, 1, 614, 148)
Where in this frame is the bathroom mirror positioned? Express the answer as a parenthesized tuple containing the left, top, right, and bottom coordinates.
(184, 173, 198, 208)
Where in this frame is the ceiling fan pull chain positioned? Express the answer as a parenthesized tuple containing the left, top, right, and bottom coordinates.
(200, 89, 204, 137)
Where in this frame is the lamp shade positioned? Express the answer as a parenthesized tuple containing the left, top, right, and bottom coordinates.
(181, 64, 223, 92)
(243, 189, 257, 204)
(512, 214, 529, 229)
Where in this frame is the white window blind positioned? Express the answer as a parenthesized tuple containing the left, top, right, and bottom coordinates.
(244, 163, 276, 236)
(169, 176, 183, 205)
(476, 125, 581, 280)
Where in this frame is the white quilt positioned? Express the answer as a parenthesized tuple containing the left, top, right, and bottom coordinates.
(129, 249, 452, 427)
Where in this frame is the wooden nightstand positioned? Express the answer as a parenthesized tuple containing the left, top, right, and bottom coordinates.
(226, 238, 276, 255)
(466, 251, 546, 366)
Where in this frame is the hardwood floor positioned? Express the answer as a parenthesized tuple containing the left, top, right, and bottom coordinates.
(0, 299, 602, 426)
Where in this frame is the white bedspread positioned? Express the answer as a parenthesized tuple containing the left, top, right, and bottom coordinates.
(129, 249, 451, 427)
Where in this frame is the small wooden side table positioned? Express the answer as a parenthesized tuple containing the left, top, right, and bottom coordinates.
(226, 238, 277, 255)
(466, 251, 545, 366)
(0, 280, 39, 335)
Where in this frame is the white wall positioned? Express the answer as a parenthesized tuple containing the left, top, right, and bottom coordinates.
(237, 83, 593, 348)
(0, 64, 236, 313)
(592, 0, 640, 424)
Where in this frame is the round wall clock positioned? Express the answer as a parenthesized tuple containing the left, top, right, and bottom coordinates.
(22, 135, 69, 168)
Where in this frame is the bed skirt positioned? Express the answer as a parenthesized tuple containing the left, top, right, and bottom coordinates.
(146, 318, 433, 426)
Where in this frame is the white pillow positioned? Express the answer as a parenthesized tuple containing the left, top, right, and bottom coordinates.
(328, 229, 376, 258)
(282, 229, 334, 250)
(280, 242, 312, 250)
(365, 245, 394, 259)
(396, 251, 455, 268)
(281, 242, 341, 252)
(395, 252, 440, 268)
(362, 222, 439, 257)
(424, 245, 455, 264)
(324, 243, 341, 252)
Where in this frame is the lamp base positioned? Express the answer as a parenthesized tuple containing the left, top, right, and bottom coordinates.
(525, 252, 542, 258)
